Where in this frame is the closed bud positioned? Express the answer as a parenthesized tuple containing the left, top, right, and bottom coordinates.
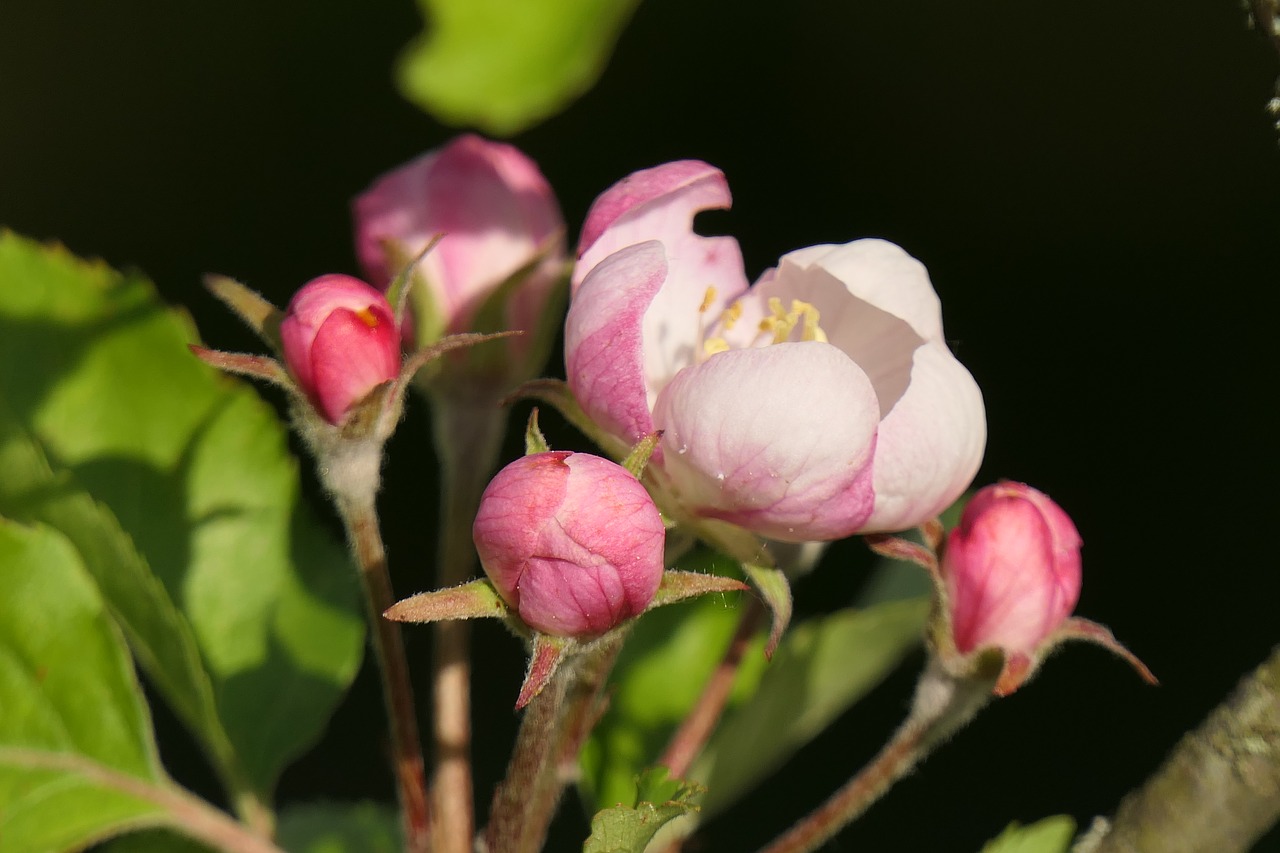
(473, 451, 665, 637)
(279, 274, 400, 424)
(942, 481, 1081, 664)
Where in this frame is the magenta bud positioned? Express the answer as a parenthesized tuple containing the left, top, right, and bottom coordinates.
(473, 451, 665, 637)
(942, 481, 1082, 662)
(279, 274, 401, 424)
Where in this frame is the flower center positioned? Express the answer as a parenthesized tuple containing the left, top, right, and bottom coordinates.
(355, 306, 382, 328)
(696, 287, 827, 362)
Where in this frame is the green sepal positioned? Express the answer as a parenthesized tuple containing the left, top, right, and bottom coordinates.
(385, 234, 445, 332)
(741, 562, 792, 660)
(583, 767, 704, 853)
(621, 431, 662, 480)
(646, 571, 748, 611)
(506, 378, 631, 460)
(383, 578, 510, 624)
(202, 274, 283, 351)
(524, 408, 551, 455)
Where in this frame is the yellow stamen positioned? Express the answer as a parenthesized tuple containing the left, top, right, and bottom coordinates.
(355, 306, 381, 328)
(703, 337, 731, 356)
(699, 286, 717, 313)
(719, 302, 743, 331)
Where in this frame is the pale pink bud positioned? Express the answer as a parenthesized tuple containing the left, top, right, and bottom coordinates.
(473, 451, 665, 637)
(279, 274, 400, 424)
(942, 481, 1082, 659)
(353, 134, 566, 353)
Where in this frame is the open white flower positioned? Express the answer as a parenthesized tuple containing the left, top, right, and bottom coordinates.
(565, 161, 986, 540)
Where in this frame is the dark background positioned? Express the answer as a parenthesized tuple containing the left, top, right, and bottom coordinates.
(2, 0, 1277, 850)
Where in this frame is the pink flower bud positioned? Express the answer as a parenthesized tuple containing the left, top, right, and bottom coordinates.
(473, 451, 665, 637)
(352, 134, 566, 355)
(279, 274, 401, 424)
(942, 481, 1082, 659)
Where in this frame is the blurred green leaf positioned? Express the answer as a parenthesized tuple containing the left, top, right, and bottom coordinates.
(693, 596, 929, 816)
(0, 517, 166, 852)
(579, 553, 765, 812)
(101, 829, 213, 853)
(980, 816, 1076, 853)
(584, 768, 703, 853)
(276, 801, 402, 853)
(0, 232, 365, 802)
(398, 0, 641, 135)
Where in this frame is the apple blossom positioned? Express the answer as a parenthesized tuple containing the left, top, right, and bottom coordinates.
(565, 160, 986, 542)
(279, 274, 401, 425)
(941, 482, 1082, 661)
(352, 133, 566, 366)
(473, 451, 665, 637)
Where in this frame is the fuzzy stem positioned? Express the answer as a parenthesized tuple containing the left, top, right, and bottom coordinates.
(485, 636, 625, 853)
(1074, 645, 1280, 853)
(335, 493, 432, 853)
(756, 660, 993, 853)
(429, 395, 509, 853)
(659, 600, 764, 778)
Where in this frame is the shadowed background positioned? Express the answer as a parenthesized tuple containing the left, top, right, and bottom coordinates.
(1, 0, 1277, 849)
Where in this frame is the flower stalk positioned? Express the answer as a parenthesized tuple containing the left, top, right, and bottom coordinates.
(428, 395, 509, 853)
(484, 635, 625, 853)
(333, 488, 432, 853)
(756, 659, 995, 853)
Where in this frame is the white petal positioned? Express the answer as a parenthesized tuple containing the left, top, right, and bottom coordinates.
(862, 341, 986, 532)
(778, 240, 945, 343)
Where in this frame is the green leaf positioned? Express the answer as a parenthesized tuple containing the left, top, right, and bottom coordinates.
(0, 517, 166, 852)
(980, 816, 1077, 853)
(584, 768, 704, 853)
(397, 0, 641, 135)
(0, 412, 241, 802)
(580, 553, 765, 812)
(692, 597, 929, 817)
(276, 801, 402, 853)
(0, 232, 365, 802)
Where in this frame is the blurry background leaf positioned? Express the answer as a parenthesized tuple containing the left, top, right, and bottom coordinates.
(979, 817, 1076, 853)
(693, 593, 930, 817)
(398, 0, 642, 135)
(579, 551, 763, 812)
(0, 517, 167, 852)
(0, 232, 365, 803)
(276, 801, 402, 853)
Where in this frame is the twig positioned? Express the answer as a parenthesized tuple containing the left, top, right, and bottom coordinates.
(1075, 644, 1280, 853)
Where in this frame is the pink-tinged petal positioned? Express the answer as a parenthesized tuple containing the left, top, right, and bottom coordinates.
(652, 343, 879, 542)
(353, 134, 565, 334)
(308, 308, 401, 423)
(861, 342, 986, 531)
(777, 240, 946, 343)
(574, 162, 750, 391)
(564, 242, 667, 448)
(943, 483, 1082, 656)
(473, 452, 665, 637)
